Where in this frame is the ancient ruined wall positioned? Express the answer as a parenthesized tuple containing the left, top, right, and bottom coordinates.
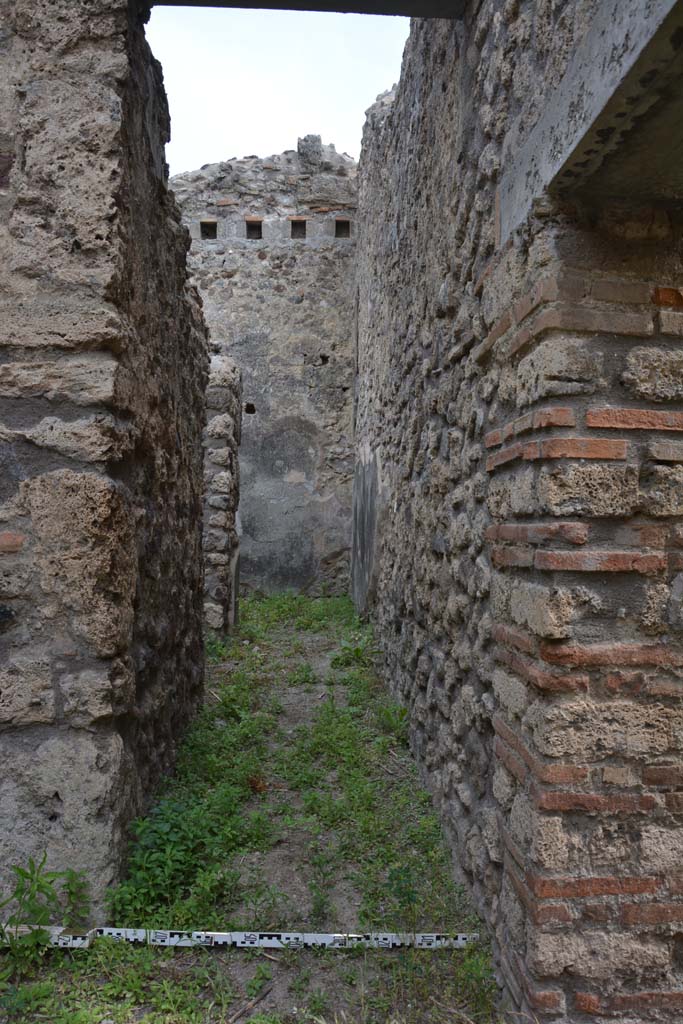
(204, 355, 242, 631)
(173, 139, 356, 596)
(356, 8, 683, 1022)
(0, 0, 209, 909)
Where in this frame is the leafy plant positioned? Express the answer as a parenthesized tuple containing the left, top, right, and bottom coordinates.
(330, 629, 376, 668)
(0, 852, 89, 979)
(246, 962, 272, 998)
(205, 631, 230, 663)
(287, 661, 318, 686)
(375, 703, 409, 744)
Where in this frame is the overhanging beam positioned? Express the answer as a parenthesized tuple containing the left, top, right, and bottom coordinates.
(498, 0, 683, 243)
(153, 1, 463, 16)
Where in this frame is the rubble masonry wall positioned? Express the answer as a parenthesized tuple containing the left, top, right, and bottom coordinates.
(0, 0, 211, 909)
(355, 9, 683, 1022)
(173, 139, 356, 597)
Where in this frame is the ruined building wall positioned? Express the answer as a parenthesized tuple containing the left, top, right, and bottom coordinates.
(173, 140, 356, 596)
(0, 0, 212, 908)
(203, 355, 242, 631)
(355, 8, 683, 1023)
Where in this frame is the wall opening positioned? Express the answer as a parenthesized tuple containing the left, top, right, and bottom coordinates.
(335, 218, 351, 238)
(246, 219, 263, 239)
(291, 218, 307, 239)
(200, 220, 217, 239)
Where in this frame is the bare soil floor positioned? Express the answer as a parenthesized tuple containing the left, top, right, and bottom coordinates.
(0, 596, 500, 1024)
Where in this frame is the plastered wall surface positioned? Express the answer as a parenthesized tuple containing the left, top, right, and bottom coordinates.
(0, 0, 210, 909)
(172, 139, 356, 596)
(354, 7, 683, 1022)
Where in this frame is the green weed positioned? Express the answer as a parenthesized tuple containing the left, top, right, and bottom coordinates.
(0, 852, 90, 981)
(5, 595, 499, 1023)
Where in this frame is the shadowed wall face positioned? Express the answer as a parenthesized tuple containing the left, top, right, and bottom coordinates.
(0, 0, 210, 909)
(174, 138, 356, 596)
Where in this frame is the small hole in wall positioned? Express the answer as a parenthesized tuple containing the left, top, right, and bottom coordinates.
(335, 219, 351, 238)
(246, 220, 263, 240)
(291, 219, 307, 239)
(200, 221, 217, 240)
(245, 402, 256, 414)
(320, 354, 329, 365)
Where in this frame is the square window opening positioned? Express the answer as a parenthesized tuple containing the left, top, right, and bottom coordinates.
(200, 221, 217, 240)
(246, 220, 263, 240)
(291, 219, 307, 240)
(335, 219, 351, 239)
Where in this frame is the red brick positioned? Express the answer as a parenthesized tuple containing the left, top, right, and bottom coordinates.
(533, 406, 576, 429)
(494, 735, 527, 783)
(0, 532, 25, 553)
(484, 428, 503, 448)
(534, 902, 573, 926)
(624, 524, 669, 549)
(534, 550, 666, 574)
(587, 407, 683, 431)
(489, 522, 588, 546)
(512, 277, 554, 323)
(539, 641, 683, 668)
(482, 310, 512, 350)
(669, 873, 683, 895)
(495, 645, 590, 693)
(605, 671, 645, 695)
(528, 874, 660, 899)
(486, 443, 522, 471)
(527, 988, 565, 1013)
(580, 903, 614, 925)
(534, 788, 657, 814)
(575, 992, 603, 1014)
(500, 414, 528, 442)
(494, 715, 589, 784)
(493, 623, 536, 654)
(666, 793, 683, 811)
(611, 991, 683, 1013)
(522, 440, 540, 461)
(652, 285, 683, 307)
(491, 545, 535, 568)
(622, 903, 683, 925)
(505, 854, 535, 914)
(505, 859, 573, 928)
(539, 437, 628, 460)
(643, 765, 683, 786)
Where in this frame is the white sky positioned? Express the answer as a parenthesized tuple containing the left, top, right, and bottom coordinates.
(146, 6, 410, 176)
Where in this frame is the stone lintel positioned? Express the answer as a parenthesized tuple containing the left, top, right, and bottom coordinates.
(499, 0, 683, 244)
(153, 0, 463, 17)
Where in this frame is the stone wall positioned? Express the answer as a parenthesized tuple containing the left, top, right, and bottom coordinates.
(355, 8, 683, 1022)
(204, 355, 242, 631)
(172, 139, 356, 596)
(0, 0, 209, 910)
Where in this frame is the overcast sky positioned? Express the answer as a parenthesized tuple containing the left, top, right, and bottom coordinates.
(145, 7, 410, 176)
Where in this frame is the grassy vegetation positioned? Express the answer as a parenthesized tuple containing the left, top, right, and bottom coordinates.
(0, 594, 501, 1023)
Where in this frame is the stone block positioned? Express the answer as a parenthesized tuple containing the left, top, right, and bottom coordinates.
(0, 653, 54, 725)
(623, 347, 683, 401)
